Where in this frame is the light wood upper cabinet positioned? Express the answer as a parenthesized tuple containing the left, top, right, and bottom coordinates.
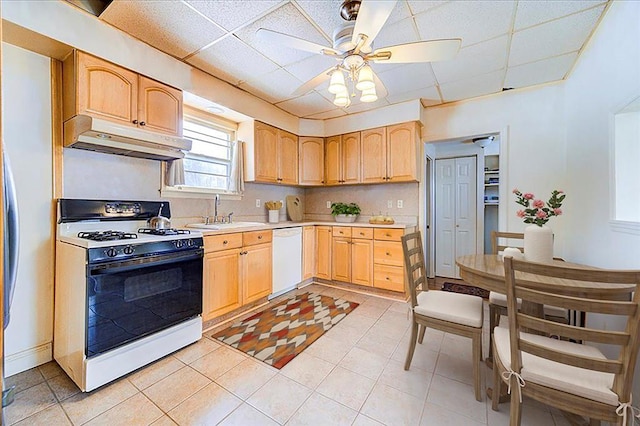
(387, 122, 419, 182)
(253, 121, 298, 185)
(324, 133, 361, 185)
(361, 127, 387, 183)
(63, 51, 183, 136)
(278, 129, 299, 185)
(137, 76, 183, 136)
(299, 137, 325, 186)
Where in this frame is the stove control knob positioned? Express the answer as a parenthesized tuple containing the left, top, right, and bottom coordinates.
(186, 239, 194, 247)
(174, 240, 185, 249)
(105, 247, 119, 257)
(123, 245, 135, 255)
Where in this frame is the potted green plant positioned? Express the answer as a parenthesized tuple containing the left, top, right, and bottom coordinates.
(331, 202, 361, 223)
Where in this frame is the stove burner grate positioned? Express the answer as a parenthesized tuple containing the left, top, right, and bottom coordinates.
(138, 228, 191, 236)
(78, 231, 138, 241)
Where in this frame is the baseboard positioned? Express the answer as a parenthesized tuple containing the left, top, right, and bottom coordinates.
(5, 342, 53, 376)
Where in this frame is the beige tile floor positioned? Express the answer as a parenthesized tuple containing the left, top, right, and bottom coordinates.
(4, 284, 572, 426)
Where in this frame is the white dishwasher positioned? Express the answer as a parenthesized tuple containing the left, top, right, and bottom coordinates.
(271, 227, 302, 299)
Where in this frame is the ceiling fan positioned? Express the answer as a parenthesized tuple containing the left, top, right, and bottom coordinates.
(257, 0, 461, 107)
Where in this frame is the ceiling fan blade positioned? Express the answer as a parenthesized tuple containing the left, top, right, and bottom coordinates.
(351, 0, 397, 51)
(257, 28, 339, 56)
(369, 39, 462, 63)
(372, 70, 388, 99)
(291, 67, 335, 97)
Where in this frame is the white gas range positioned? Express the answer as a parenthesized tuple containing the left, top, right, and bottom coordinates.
(54, 199, 204, 392)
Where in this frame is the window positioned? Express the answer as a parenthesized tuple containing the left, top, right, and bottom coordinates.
(182, 118, 233, 191)
(163, 110, 241, 197)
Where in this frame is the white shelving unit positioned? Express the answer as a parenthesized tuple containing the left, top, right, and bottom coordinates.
(484, 154, 499, 253)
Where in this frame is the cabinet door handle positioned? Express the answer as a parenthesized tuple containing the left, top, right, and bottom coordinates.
(385, 276, 390, 280)
(258, 235, 263, 239)
(132, 119, 138, 124)
(386, 252, 391, 256)
(223, 240, 228, 245)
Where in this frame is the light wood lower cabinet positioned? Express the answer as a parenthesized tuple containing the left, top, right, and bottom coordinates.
(203, 230, 272, 321)
(331, 227, 373, 287)
(373, 228, 406, 292)
(302, 226, 315, 280)
(315, 226, 332, 280)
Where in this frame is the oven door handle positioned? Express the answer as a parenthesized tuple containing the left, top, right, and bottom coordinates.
(89, 249, 204, 274)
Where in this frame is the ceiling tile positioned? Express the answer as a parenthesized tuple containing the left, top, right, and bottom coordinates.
(406, 1, 448, 16)
(514, 1, 606, 30)
(186, 36, 279, 86)
(373, 17, 420, 49)
(439, 70, 504, 103)
(432, 35, 508, 84)
(504, 52, 578, 88)
(236, 2, 330, 67)
(306, 109, 348, 120)
(386, 85, 441, 105)
(239, 69, 303, 104)
(276, 92, 336, 117)
(344, 98, 391, 114)
(101, 0, 226, 59)
(294, 0, 344, 40)
(414, 0, 516, 47)
(508, 5, 605, 66)
(377, 63, 436, 94)
(284, 54, 338, 83)
(184, 0, 282, 32)
(385, 1, 413, 26)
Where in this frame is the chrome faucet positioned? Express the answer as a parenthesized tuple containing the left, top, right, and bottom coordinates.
(214, 194, 220, 222)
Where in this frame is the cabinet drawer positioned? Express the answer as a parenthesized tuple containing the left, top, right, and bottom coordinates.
(332, 227, 352, 238)
(374, 228, 404, 241)
(351, 227, 373, 239)
(243, 230, 272, 246)
(204, 233, 243, 252)
(373, 264, 405, 292)
(373, 241, 404, 266)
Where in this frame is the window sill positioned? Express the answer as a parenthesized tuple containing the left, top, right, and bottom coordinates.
(609, 220, 640, 235)
(161, 186, 242, 201)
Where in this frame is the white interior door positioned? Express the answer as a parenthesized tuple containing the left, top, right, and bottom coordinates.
(435, 159, 456, 277)
(435, 157, 477, 278)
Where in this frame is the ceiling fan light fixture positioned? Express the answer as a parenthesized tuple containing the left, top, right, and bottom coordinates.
(360, 86, 377, 103)
(356, 64, 375, 91)
(328, 69, 347, 94)
(334, 90, 351, 107)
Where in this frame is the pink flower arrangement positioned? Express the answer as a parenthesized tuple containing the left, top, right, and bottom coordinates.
(513, 189, 566, 226)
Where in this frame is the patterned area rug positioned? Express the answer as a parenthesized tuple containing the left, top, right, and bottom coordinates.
(212, 292, 359, 369)
(442, 282, 489, 299)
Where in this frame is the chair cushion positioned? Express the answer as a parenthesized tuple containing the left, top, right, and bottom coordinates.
(493, 327, 617, 406)
(415, 291, 483, 328)
(489, 292, 567, 319)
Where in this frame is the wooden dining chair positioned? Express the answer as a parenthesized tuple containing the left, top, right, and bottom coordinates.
(487, 231, 567, 363)
(492, 257, 640, 425)
(401, 231, 484, 401)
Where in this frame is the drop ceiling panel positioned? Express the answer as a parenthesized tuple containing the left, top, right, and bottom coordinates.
(414, 0, 516, 47)
(406, 1, 449, 16)
(236, 2, 330, 67)
(186, 36, 279, 86)
(276, 91, 337, 117)
(373, 17, 420, 49)
(509, 5, 605, 66)
(184, 0, 282, 32)
(284, 55, 338, 84)
(306, 108, 348, 120)
(432, 36, 508, 85)
(505, 52, 578, 89)
(294, 0, 345, 40)
(386, 85, 441, 106)
(514, 1, 606, 30)
(239, 69, 303, 104)
(377, 63, 436, 94)
(439, 70, 504, 103)
(346, 98, 391, 114)
(101, 0, 226, 59)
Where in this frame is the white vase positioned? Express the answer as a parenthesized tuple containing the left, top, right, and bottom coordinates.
(524, 224, 553, 263)
(268, 209, 279, 223)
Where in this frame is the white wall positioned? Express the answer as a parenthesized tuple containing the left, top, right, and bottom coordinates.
(2, 43, 54, 374)
(423, 83, 568, 256)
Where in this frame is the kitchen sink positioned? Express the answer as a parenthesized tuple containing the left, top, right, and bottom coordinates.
(185, 222, 264, 230)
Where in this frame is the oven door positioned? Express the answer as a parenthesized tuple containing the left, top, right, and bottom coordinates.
(86, 249, 203, 358)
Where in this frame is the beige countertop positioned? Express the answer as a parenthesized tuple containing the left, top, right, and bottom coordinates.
(192, 220, 417, 236)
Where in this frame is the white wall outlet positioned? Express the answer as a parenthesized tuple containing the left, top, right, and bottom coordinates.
(387, 200, 393, 209)
(397, 200, 404, 208)
(326, 201, 332, 209)
(256, 199, 261, 208)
